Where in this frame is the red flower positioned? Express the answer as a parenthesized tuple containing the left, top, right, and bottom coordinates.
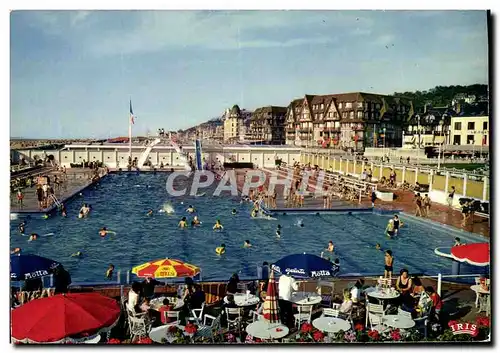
(476, 316, 490, 327)
(107, 338, 122, 344)
(368, 330, 380, 341)
(354, 323, 365, 331)
(168, 325, 178, 333)
(300, 322, 313, 333)
(390, 329, 401, 341)
(448, 320, 459, 328)
(136, 337, 153, 344)
(313, 330, 325, 342)
(184, 323, 198, 335)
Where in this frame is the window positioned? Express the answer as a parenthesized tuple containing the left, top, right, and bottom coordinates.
(357, 102, 364, 108)
(320, 113, 324, 119)
(467, 122, 475, 130)
(328, 112, 333, 118)
(454, 122, 462, 130)
(375, 104, 381, 110)
(333, 112, 338, 118)
(349, 111, 354, 119)
(483, 121, 488, 130)
(345, 102, 352, 109)
(338, 103, 343, 109)
(483, 135, 488, 145)
(342, 112, 347, 119)
(357, 111, 363, 118)
(467, 135, 474, 144)
(320, 103, 324, 109)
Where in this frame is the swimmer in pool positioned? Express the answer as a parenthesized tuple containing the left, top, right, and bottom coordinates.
(326, 241, 335, 253)
(18, 222, 25, 234)
(243, 240, 252, 248)
(42, 214, 49, 219)
(179, 217, 188, 228)
(186, 205, 196, 214)
(147, 209, 154, 216)
(251, 208, 258, 218)
(99, 227, 116, 237)
(78, 211, 85, 219)
(393, 215, 403, 234)
(28, 233, 38, 241)
(213, 219, 224, 230)
(71, 251, 83, 257)
(375, 243, 383, 251)
(231, 209, 237, 215)
(106, 264, 115, 279)
(215, 243, 226, 255)
(385, 219, 395, 238)
(11, 248, 21, 255)
(276, 230, 281, 238)
(191, 216, 201, 227)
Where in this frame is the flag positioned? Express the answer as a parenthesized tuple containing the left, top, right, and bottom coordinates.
(379, 98, 387, 119)
(408, 101, 414, 122)
(129, 100, 135, 125)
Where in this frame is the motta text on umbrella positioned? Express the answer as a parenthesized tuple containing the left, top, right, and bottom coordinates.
(310, 270, 331, 277)
(24, 270, 49, 280)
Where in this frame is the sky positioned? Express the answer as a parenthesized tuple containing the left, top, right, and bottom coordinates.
(10, 10, 489, 139)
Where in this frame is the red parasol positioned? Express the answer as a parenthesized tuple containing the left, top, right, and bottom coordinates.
(451, 243, 490, 266)
(262, 270, 280, 323)
(11, 293, 120, 343)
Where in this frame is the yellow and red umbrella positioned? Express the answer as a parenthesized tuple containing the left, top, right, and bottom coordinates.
(131, 258, 200, 279)
(262, 270, 281, 323)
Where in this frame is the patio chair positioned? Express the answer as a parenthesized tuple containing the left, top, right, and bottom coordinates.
(321, 308, 340, 318)
(188, 303, 205, 324)
(249, 309, 264, 322)
(294, 305, 313, 327)
(196, 314, 222, 343)
(365, 303, 389, 329)
(225, 307, 243, 334)
(163, 310, 180, 325)
(128, 314, 152, 343)
(317, 280, 335, 308)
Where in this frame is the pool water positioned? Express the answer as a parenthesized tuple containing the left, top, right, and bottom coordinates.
(10, 173, 488, 283)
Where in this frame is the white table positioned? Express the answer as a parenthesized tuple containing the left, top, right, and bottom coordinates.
(150, 297, 184, 311)
(245, 321, 289, 340)
(367, 287, 400, 301)
(382, 315, 415, 329)
(312, 317, 351, 334)
(224, 293, 260, 307)
(149, 324, 186, 344)
(290, 292, 322, 305)
(471, 285, 490, 315)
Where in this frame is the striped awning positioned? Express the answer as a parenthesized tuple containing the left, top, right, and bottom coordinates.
(262, 270, 280, 323)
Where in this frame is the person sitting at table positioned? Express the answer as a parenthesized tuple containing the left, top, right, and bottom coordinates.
(339, 289, 353, 317)
(479, 275, 489, 291)
(190, 284, 206, 310)
(224, 294, 238, 309)
(158, 298, 174, 324)
(142, 276, 165, 300)
(140, 297, 151, 312)
(350, 279, 365, 304)
(425, 286, 443, 321)
(396, 269, 414, 309)
(226, 273, 240, 294)
(411, 276, 425, 297)
(127, 282, 142, 314)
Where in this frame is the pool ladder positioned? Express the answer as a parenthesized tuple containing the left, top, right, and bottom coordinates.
(49, 194, 61, 208)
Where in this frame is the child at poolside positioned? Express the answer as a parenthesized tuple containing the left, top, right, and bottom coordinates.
(106, 264, 115, 280)
(384, 250, 393, 280)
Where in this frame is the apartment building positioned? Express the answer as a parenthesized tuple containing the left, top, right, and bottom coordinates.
(223, 105, 242, 143)
(285, 92, 413, 149)
(450, 116, 489, 146)
(250, 106, 287, 144)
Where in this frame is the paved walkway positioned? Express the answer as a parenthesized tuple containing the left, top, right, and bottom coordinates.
(10, 169, 97, 213)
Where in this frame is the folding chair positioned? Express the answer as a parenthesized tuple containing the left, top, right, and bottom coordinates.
(163, 310, 180, 325)
(225, 307, 243, 334)
(294, 305, 313, 327)
(188, 302, 205, 324)
(321, 308, 340, 318)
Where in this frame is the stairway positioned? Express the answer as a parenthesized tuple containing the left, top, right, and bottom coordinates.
(137, 138, 161, 167)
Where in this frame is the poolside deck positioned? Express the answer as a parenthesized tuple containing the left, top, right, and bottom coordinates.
(10, 169, 98, 214)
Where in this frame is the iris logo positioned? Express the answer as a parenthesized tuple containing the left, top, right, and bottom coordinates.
(449, 323, 479, 337)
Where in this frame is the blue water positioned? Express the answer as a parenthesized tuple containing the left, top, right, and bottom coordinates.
(10, 173, 488, 283)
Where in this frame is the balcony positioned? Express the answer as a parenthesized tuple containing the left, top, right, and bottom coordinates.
(322, 127, 340, 132)
(298, 128, 313, 133)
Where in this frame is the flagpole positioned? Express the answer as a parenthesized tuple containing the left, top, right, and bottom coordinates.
(129, 118, 132, 160)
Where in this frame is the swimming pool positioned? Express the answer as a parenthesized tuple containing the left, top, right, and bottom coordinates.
(10, 172, 489, 283)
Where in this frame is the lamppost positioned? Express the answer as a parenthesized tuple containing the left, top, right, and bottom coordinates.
(437, 118, 445, 170)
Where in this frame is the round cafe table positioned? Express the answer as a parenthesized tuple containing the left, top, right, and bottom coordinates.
(149, 324, 186, 344)
(382, 315, 415, 329)
(366, 287, 400, 303)
(245, 321, 289, 340)
(150, 297, 184, 311)
(312, 317, 351, 334)
(290, 292, 322, 305)
(224, 293, 260, 307)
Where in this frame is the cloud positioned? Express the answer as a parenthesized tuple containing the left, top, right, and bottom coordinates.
(374, 34, 395, 46)
(17, 10, 373, 56)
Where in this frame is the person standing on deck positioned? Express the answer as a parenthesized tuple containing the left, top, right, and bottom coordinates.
(384, 250, 394, 280)
(415, 193, 423, 217)
(447, 186, 455, 208)
(423, 194, 431, 217)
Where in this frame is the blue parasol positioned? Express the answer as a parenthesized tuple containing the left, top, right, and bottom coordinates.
(271, 253, 336, 279)
(10, 254, 61, 281)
